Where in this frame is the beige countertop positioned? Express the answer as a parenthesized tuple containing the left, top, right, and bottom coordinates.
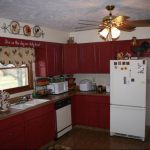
(0, 90, 110, 120)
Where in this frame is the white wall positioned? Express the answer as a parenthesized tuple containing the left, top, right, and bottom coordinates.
(70, 27, 150, 43)
(0, 17, 69, 43)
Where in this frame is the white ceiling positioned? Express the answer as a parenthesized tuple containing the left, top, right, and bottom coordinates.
(0, 0, 150, 32)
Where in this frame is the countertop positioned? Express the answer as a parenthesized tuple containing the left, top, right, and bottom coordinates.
(0, 90, 110, 120)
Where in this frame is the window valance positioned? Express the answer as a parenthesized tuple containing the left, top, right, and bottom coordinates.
(0, 46, 35, 68)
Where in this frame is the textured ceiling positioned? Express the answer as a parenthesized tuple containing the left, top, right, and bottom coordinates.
(0, 0, 150, 32)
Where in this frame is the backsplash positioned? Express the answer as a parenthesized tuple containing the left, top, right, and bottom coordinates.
(73, 73, 110, 86)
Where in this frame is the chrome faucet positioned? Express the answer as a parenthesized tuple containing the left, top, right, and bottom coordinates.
(19, 95, 29, 103)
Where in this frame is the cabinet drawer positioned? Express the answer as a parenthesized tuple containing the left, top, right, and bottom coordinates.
(88, 96, 110, 104)
(24, 103, 54, 121)
(0, 114, 24, 132)
(0, 124, 24, 144)
(0, 135, 25, 150)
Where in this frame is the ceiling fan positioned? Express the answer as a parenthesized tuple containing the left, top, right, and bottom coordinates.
(76, 5, 150, 41)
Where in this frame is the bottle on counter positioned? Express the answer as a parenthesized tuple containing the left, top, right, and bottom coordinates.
(94, 83, 97, 91)
(60, 75, 64, 82)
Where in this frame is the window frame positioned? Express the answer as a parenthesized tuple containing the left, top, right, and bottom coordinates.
(0, 65, 33, 94)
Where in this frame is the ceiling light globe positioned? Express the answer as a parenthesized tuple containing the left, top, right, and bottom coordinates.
(111, 27, 120, 38)
(99, 28, 109, 38)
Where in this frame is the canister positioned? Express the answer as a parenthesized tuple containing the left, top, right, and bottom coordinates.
(49, 76, 54, 83)
(98, 85, 102, 92)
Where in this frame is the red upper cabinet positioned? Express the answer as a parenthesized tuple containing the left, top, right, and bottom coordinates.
(80, 43, 96, 73)
(112, 40, 132, 59)
(35, 42, 63, 77)
(96, 42, 113, 73)
(64, 44, 80, 74)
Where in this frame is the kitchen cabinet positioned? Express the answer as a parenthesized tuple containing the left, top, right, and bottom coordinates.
(24, 103, 55, 149)
(25, 117, 42, 149)
(0, 114, 25, 150)
(112, 40, 132, 59)
(42, 111, 55, 145)
(35, 43, 63, 77)
(76, 95, 87, 125)
(96, 42, 113, 73)
(71, 96, 76, 127)
(64, 44, 80, 74)
(88, 96, 110, 129)
(80, 43, 96, 73)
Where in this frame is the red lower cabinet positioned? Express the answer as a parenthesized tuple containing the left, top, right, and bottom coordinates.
(88, 96, 110, 129)
(24, 103, 55, 149)
(42, 111, 55, 145)
(25, 117, 42, 149)
(76, 96, 87, 125)
(71, 96, 76, 127)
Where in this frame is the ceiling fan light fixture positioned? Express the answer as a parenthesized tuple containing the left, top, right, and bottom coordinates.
(99, 28, 109, 40)
(111, 27, 120, 39)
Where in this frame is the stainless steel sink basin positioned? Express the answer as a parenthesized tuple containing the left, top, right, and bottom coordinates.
(10, 104, 34, 109)
(25, 99, 49, 105)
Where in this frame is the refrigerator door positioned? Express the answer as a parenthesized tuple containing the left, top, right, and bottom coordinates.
(110, 105, 146, 139)
(110, 60, 146, 107)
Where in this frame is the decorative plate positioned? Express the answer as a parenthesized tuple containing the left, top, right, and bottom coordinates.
(10, 21, 20, 34)
(23, 25, 31, 36)
(33, 25, 41, 37)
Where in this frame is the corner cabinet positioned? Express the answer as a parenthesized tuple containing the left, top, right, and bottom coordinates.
(35, 43, 63, 77)
(64, 44, 80, 74)
(96, 42, 113, 73)
(80, 43, 96, 73)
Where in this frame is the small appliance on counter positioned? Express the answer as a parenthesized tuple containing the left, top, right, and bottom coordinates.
(106, 85, 110, 92)
(79, 79, 92, 91)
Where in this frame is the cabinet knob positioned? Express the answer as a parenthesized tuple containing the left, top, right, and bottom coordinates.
(8, 122, 14, 125)
(9, 133, 15, 136)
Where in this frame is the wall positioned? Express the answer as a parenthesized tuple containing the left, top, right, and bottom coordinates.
(0, 17, 69, 44)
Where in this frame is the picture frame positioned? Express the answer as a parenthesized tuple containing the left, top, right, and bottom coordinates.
(23, 25, 31, 36)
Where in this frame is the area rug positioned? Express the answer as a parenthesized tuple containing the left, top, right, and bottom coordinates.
(46, 144, 71, 150)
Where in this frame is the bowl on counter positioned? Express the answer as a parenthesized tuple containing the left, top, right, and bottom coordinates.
(65, 78, 76, 84)
(68, 83, 76, 90)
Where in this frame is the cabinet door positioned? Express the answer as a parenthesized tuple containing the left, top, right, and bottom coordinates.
(71, 96, 76, 127)
(35, 48, 47, 77)
(46, 43, 56, 76)
(99, 104, 110, 129)
(42, 112, 55, 145)
(25, 117, 42, 149)
(88, 103, 99, 127)
(64, 44, 80, 73)
(80, 44, 96, 73)
(76, 96, 86, 125)
(113, 40, 131, 59)
(56, 44, 63, 75)
(96, 42, 113, 73)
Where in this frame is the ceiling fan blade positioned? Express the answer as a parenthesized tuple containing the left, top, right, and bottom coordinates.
(75, 25, 102, 29)
(75, 28, 102, 32)
(123, 20, 150, 26)
(116, 25, 136, 32)
(79, 20, 104, 24)
(78, 23, 104, 26)
(112, 16, 130, 22)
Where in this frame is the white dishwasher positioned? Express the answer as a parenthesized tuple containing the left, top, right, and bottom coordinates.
(55, 97, 72, 139)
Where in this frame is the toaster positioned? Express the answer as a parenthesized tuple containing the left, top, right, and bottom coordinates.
(79, 79, 92, 91)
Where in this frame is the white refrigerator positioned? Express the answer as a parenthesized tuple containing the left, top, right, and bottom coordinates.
(110, 59, 150, 141)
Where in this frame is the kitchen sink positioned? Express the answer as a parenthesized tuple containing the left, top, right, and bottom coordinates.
(10, 99, 50, 110)
(25, 99, 49, 105)
(10, 104, 34, 110)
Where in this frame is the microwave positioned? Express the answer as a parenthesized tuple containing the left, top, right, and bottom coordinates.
(47, 81, 68, 94)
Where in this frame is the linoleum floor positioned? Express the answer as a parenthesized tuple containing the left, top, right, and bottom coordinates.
(41, 127, 150, 149)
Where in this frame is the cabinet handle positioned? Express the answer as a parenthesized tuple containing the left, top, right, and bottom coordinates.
(97, 108, 99, 112)
(8, 122, 14, 125)
(10, 145, 15, 148)
(39, 122, 41, 128)
(97, 100, 101, 101)
(98, 108, 100, 112)
(9, 133, 15, 136)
